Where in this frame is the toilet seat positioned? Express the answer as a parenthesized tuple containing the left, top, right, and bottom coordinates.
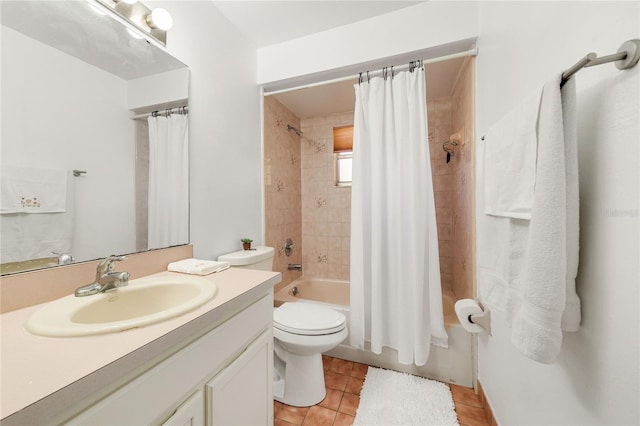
(274, 302, 346, 336)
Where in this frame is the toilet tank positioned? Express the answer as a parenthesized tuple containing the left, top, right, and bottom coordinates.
(217, 246, 274, 271)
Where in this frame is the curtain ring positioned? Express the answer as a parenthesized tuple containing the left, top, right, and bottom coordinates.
(383, 67, 387, 81)
(391, 65, 394, 79)
(151, 110, 158, 118)
(358, 72, 363, 85)
(367, 71, 370, 83)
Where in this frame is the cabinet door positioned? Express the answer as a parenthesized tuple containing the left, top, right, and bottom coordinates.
(161, 390, 204, 426)
(205, 330, 273, 425)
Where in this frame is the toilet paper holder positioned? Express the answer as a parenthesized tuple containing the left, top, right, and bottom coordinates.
(468, 301, 492, 335)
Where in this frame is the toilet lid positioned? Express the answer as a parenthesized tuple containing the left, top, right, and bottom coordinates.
(274, 302, 346, 336)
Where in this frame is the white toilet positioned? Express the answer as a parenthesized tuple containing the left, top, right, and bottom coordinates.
(218, 246, 348, 407)
(272, 302, 347, 406)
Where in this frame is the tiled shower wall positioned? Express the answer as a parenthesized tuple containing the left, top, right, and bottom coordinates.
(135, 120, 149, 252)
(428, 96, 456, 297)
(427, 58, 475, 300)
(450, 58, 475, 300)
(263, 97, 302, 293)
(300, 113, 354, 281)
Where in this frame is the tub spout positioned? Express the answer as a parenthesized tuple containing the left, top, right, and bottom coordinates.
(288, 263, 302, 271)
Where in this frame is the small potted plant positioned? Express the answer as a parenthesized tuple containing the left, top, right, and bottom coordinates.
(241, 238, 253, 250)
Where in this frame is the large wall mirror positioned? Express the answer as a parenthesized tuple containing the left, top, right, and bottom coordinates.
(1, 1, 190, 275)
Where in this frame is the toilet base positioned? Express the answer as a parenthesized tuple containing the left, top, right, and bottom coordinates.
(273, 346, 326, 407)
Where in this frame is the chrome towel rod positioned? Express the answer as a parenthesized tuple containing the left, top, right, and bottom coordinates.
(561, 39, 640, 87)
(481, 39, 640, 141)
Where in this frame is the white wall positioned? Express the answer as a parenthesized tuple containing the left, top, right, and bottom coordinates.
(127, 68, 189, 112)
(257, 2, 479, 90)
(150, 1, 263, 259)
(475, 2, 639, 424)
(1, 26, 136, 262)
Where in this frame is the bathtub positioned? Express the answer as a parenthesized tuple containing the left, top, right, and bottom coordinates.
(274, 277, 473, 387)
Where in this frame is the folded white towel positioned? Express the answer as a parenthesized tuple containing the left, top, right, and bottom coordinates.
(484, 88, 541, 220)
(168, 258, 230, 275)
(511, 74, 581, 363)
(1, 165, 67, 214)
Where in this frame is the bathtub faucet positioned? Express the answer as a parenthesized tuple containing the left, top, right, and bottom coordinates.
(287, 263, 303, 271)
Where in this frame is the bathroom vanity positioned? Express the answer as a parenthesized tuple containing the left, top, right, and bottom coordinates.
(0, 267, 280, 425)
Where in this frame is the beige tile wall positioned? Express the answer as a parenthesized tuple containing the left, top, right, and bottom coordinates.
(428, 95, 455, 296)
(450, 58, 475, 300)
(300, 113, 354, 281)
(428, 58, 475, 299)
(135, 120, 149, 252)
(263, 97, 303, 292)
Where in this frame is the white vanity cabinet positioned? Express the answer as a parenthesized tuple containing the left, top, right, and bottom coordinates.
(206, 331, 272, 425)
(161, 390, 204, 426)
(66, 294, 273, 426)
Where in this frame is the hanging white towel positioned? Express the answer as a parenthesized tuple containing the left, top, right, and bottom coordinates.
(484, 88, 541, 220)
(0, 169, 75, 263)
(0, 165, 67, 214)
(478, 75, 581, 364)
(510, 75, 581, 363)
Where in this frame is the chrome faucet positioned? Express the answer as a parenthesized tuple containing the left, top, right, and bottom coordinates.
(287, 264, 303, 271)
(74, 255, 130, 297)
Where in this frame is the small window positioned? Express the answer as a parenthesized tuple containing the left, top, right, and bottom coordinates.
(333, 126, 353, 187)
(334, 152, 352, 186)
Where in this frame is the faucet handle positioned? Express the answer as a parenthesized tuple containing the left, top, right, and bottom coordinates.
(96, 254, 126, 275)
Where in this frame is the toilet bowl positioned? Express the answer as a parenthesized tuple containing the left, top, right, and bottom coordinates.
(273, 302, 347, 407)
(217, 247, 347, 407)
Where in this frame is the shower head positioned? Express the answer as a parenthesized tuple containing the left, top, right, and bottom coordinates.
(287, 124, 303, 137)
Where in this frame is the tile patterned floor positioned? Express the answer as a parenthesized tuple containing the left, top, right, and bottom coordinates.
(273, 355, 490, 426)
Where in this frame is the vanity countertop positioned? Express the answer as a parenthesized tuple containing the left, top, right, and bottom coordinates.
(0, 268, 281, 423)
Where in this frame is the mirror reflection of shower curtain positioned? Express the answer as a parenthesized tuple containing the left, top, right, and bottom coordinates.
(147, 114, 189, 249)
(349, 68, 447, 366)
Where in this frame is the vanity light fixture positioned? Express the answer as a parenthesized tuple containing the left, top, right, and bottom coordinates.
(94, 0, 173, 45)
(145, 8, 173, 31)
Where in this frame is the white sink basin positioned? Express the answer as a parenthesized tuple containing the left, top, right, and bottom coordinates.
(26, 275, 217, 337)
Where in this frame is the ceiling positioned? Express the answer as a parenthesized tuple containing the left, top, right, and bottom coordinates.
(211, 1, 467, 118)
(272, 57, 467, 118)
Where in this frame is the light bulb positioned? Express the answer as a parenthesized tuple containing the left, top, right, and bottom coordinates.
(145, 8, 173, 31)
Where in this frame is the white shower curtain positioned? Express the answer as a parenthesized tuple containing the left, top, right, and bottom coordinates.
(147, 113, 189, 249)
(350, 68, 447, 366)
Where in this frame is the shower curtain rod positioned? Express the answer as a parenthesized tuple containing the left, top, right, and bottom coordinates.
(130, 106, 189, 120)
(263, 48, 479, 96)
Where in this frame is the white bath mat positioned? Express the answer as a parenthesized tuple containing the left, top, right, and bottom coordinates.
(354, 367, 459, 425)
